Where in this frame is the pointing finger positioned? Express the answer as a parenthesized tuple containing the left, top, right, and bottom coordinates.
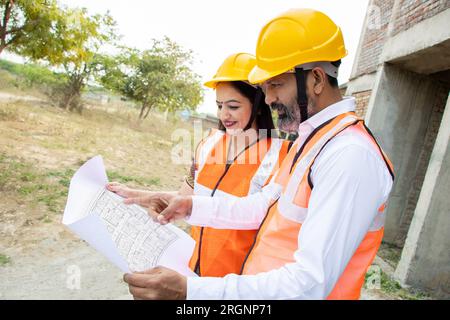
(157, 214, 170, 225)
(158, 202, 179, 223)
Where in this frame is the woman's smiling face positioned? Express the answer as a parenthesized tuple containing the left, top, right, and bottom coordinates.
(216, 82, 254, 135)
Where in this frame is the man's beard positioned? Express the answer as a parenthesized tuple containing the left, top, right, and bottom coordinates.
(271, 102, 301, 133)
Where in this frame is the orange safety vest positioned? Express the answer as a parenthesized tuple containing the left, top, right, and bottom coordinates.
(240, 112, 394, 299)
(190, 129, 292, 277)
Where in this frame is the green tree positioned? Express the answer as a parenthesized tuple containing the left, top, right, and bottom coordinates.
(0, 1, 117, 113)
(99, 37, 203, 120)
(0, 0, 64, 57)
(50, 7, 116, 112)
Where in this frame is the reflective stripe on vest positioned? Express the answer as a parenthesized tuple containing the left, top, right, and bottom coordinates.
(190, 131, 291, 277)
(194, 129, 225, 176)
(241, 112, 394, 300)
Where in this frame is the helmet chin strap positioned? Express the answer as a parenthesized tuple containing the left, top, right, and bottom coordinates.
(294, 67, 309, 123)
(243, 87, 263, 131)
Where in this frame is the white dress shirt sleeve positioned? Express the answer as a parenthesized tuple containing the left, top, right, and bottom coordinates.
(187, 140, 393, 299)
(186, 181, 281, 230)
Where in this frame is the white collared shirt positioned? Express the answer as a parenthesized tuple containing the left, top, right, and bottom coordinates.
(186, 97, 393, 299)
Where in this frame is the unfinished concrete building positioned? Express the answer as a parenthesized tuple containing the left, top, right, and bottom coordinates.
(346, 0, 450, 298)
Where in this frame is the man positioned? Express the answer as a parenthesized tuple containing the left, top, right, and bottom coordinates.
(123, 8, 394, 300)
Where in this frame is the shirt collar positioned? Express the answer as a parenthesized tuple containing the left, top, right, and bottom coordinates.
(299, 96, 356, 132)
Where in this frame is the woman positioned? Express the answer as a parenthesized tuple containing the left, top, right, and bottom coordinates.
(108, 53, 291, 277)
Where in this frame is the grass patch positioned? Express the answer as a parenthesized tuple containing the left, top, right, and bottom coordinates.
(0, 58, 67, 94)
(378, 242, 402, 268)
(39, 140, 71, 150)
(0, 154, 71, 213)
(36, 192, 64, 213)
(18, 185, 39, 195)
(364, 267, 431, 300)
(20, 171, 39, 182)
(379, 270, 401, 293)
(380, 271, 431, 300)
(0, 152, 162, 215)
(46, 168, 75, 188)
(0, 104, 19, 121)
(108, 170, 160, 187)
(0, 154, 27, 190)
(0, 253, 11, 266)
(38, 214, 52, 223)
(0, 169, 11, 188)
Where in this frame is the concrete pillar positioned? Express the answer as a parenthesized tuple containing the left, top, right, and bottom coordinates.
(365, 64, 446, 246)
(394, 93, 450, 299)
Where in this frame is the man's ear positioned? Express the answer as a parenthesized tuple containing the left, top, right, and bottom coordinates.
(311, 67, 326, 95)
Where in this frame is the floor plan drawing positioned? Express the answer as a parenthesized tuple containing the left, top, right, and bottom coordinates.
(63, 156, 196, 276)
(87, 188, 178, 272)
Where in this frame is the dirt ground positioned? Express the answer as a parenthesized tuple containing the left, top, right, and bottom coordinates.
(0, 93, 418, 300)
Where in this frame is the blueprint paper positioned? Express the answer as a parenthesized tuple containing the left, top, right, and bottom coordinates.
(62, 155, 197, 277)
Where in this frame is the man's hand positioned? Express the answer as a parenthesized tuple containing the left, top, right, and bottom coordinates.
(121, 192, 174, 222)
(156, 195, 193, 224)
(125, 193, 193, 225)
(123, 266, 187, 300)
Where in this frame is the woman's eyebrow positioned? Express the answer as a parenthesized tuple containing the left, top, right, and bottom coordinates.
(216, 99, 241, 105)
(216, 99, 241, 104)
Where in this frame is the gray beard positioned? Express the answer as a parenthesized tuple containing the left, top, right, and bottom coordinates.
(272, 103, 300, 133)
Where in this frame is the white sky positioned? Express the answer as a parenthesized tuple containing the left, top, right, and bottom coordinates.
(58, 0, 369, 115)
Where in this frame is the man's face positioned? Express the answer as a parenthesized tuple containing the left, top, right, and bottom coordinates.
(260, 73, 301, 133)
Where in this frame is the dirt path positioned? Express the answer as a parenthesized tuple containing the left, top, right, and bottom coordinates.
(0, 92, 44, 103)
(0, 231, 131, 299)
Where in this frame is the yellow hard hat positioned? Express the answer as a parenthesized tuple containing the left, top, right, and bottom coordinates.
(249, 8, 348, 84)
(204, 53, 256, 89)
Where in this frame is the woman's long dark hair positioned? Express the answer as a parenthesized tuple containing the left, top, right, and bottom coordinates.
(218, 81, 275, 138)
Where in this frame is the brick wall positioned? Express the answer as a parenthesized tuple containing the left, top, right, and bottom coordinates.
(392, 0, 450, 36)
(353, 90, 372, 118)
(394, 81, 449, 246)
(354, 0, 395, 76)
(353, 0, 450, 78)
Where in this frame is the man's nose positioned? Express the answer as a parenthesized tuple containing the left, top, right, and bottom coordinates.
(264, 88, 276, 106)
